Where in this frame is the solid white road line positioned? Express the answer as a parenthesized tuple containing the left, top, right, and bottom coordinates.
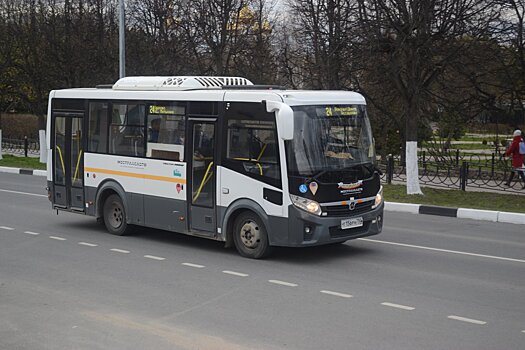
(110, 248, 130, 254)
(222, 270, 249, 277)
(0, 226, 14, 230)
(320, 290, 353, 298)
(381, 302, 415, 311)
(144, 255, 166, 261)
(268, 280, 298, 287)
(78, 242, 98, 247)
(182, 263, 205, 268)
(359, 238, 525, 264)
(0, 188, 47, 198)
(447, 315, 486, 325)
(49, 236, 66, 241)
(24, 231, 40, 235)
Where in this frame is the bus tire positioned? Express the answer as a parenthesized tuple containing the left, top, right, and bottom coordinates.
(103, 194, 131, 236)
(233, 211, 272, 259)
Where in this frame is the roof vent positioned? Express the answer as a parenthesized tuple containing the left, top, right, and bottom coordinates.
(112, 76, 253, 90)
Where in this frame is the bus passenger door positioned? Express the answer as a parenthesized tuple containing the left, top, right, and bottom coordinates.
(188, 120, 216, 234)
(53, 114, 84, 211)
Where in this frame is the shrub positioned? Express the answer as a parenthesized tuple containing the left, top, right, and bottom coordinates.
(0, 114, 40, 139)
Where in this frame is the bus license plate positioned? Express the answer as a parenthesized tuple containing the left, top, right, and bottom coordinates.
(341, 217, 363, 230)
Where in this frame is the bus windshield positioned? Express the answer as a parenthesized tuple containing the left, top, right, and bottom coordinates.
(286, 105, 375, 177)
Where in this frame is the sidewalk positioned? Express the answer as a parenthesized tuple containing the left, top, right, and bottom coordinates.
(1, 165, 524, 226)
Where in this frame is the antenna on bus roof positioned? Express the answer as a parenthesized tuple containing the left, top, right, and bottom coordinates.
(112, 76, 254, 91)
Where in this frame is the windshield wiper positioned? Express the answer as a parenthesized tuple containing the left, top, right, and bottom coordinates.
(305, 169, 329, 183)
(335, 162, 381, 176)
(360, 162, 382, 175)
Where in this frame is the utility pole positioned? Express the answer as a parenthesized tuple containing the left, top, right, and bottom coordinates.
(119, 0, 126, 78)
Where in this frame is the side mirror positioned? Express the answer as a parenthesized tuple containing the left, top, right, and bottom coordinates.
(266, 101, 294, 140)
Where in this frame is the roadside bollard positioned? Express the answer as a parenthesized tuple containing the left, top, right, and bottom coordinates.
(24, 136, 28, 157)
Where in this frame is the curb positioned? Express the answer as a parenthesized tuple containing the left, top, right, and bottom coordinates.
(1, 166, 524, 225)
(0, 166, 47, 177)
(385, 202, 525, 225)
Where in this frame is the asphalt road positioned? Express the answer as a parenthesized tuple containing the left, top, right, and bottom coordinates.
(1, 172, 524, 350)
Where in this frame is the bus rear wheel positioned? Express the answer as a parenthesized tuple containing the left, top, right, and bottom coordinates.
(103, 194, 131, 236)
(233, 211, 272, 259)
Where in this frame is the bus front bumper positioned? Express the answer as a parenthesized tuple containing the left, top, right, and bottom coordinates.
(281, 202, 384, 247)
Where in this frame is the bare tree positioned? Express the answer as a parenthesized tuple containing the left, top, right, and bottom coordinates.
(285, 0, 359, 89)
(231, 0, 277, 83)
(182, 0, 247, 75)
(355, 0, 502, 194)
(127, 0, 191, 75)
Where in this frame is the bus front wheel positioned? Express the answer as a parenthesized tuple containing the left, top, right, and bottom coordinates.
(233, 211, 272, 259)
(103, 194, 131, 236)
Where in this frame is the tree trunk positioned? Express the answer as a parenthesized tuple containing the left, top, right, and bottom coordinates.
(405, 141, 422, 194)
(0, 129, 3, 160)
(39, 129, 46, 164)
(405, 102, 423, 195)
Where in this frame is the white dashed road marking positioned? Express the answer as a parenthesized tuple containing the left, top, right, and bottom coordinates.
(447, 315, 486, 325)
(182, 263, 205, 268)
(222, 270, 249, 277)
(320, 290, 353, 298)
(0, 226, 14, 230)
(24, 231, 40, 235)
(78, 242, 98, 247)
(144, 255, 166, 261)
(0, 189, 47, 198)
(359, 238, 525, 264)
(49, 236, 66, 241)
(110, 248, 130, 254)
(268, 280, 298, 287)
(381, 302, 415, 311)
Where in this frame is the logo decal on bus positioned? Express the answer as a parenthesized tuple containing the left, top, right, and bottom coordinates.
(309, 182, 318, 195)
(173, 169, 182, 177)
(299, 184, 308, 193)
(338, 181, 363, 195)
(338, 181, 362, 190)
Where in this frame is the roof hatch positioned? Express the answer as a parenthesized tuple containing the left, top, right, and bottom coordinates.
(112, 76, 253, 91)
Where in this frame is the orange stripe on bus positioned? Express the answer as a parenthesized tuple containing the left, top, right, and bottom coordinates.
(85, 167, 187, 184)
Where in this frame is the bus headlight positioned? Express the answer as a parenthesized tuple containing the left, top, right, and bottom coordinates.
(290, 194, 322, 216)
(372, 186, 383, 209)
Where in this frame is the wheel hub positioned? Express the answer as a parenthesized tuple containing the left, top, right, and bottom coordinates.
(240, 221, 260, 248)
(109, 203, 123, 229)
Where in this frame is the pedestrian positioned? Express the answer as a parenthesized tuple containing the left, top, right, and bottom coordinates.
(504, 129, 525, 188)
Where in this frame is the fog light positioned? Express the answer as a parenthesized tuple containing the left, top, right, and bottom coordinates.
(305, 226, 311, 234)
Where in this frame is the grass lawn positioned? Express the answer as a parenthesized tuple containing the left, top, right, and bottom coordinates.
(0, 154, 46, 170)
(384, 184, 525, 213)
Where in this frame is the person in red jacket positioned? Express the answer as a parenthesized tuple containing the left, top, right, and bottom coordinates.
(504, 129, 525, 187)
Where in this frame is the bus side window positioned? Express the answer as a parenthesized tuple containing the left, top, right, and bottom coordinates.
(108, 104, 145, 157)
(146, 104, 186, 161)
(87, 102, 109, 153)
(223, 102, 281, 188)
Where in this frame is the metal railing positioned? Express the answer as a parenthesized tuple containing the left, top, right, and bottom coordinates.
(1, 137, 40, 156)
(380, 153, 524, 194)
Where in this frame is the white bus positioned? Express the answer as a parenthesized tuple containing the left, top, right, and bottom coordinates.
(46, 76, 383, 258)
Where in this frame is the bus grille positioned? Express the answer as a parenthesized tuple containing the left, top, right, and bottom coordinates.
(323, 202, 374, 217)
